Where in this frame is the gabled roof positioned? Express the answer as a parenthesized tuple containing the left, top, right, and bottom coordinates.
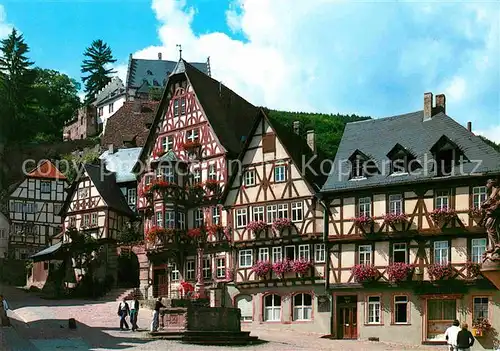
(101, 101, 159, 149)
(27, 160, 67, 181)
(135, 60, 260, 171)
(322, 110, 500, 193)
(153, 150, 182, 163)
(94, 77, 126, 106)
(99, 147, 142, 183)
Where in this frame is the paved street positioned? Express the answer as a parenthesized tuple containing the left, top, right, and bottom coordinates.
(0, 284, 440, 351)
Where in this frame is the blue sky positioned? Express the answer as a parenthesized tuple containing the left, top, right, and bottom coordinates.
(0, 0, 499, 141)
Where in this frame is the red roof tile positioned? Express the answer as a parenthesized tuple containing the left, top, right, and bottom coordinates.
(27, 160, 67, 180)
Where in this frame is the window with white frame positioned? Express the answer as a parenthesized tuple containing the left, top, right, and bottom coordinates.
(293, 293, 312, 321)
(358, 197, 371, 217)
(315, 244, 326, 263)
(83, 214, 90, 226)
(161, 136, 174, 151)
(285, 245, 296, 260)
(473, 297, 489, 321)
(435, 191, 450, 210)
(389, 194, 403, 214)
(173, 99, 179, 116)
(259, 248, 269, 261)
(277, 203, 288, 219)
(392, 243, 407, 263)
(128, 188, 137, 205)
(178, 212, 186, 229)
(267, 205, 277, 224)
(236, 208, 248, 228)
(367, 296, 381, 324)
(216, 257, 226, 278)
(272, 247, 282, 263)
(298, 244, 310, 260)
(165, 210, 175, 228)
(40, 181, 51, 193)
(180, 97, 186, 115)
(291, 202, 303, 222)
(156, 211, 163, 227)
(359, 245, 372, 265)
(264, 294, 281, 321)
(244, 169, 256, 186)
(394, 295, 408, 324)
(186, 129, 199, 142)
(212, 206, 220, 225)
(239, 249, 253, 267)
(193, 168, 201, 183)
(203, 258, 211, 279)
(433, 241, 449, 264)
(208, 164, 217, 180)
(253, 206, 265, 222)
(171, 263, 180, 281)
(160, 166, 174, 183)
(186, 260, 195, 280)
(91, 213, 97, 225)
(471, 238, 487, 263)
(473, 186, 487, 209)
(194, 209, 204, 228)
(274, 165, 286, 182)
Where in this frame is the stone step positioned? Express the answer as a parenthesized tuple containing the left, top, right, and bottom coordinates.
(181, 331, 260, 345)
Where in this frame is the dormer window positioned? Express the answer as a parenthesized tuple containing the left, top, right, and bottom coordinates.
(348, 150, 378, 180)
(387, 143, 419, 175)
(430, 135, 467, 177)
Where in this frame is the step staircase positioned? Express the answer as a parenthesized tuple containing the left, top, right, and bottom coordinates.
(101, 288, 137, 301)
(151, 330, 261, 346)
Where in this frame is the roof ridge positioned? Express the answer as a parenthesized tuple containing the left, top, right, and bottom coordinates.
(347, 110, 423, 125)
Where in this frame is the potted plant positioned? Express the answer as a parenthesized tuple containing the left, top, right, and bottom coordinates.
(468, 207, 484, 225)
(250, 261, 273, 279)
(464, 261, 482, 279)
(472, 317, 491, 337)
(387, 262, 414, 282)
(272, 260, 292, 279)
(353, 215, 374, 233)
(383, 213, 408, 232)
(430, 207, 456, 228)
(351, 264, 378, 283)
(272, 218, 293, 234)
(427, 263, 453, 281)
(291, 259, 313, 276)
(246, 220, 268, 235)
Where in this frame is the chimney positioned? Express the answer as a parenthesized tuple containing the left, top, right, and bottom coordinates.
(435, 94, 446, 114)
(293, 121, 301, 135)
(467, 121, 472, 132)
(158, 52, 162, 60)
(306, 130, 316, 154)
(108, 144, 114, 154)
(423, 92, 433, 121)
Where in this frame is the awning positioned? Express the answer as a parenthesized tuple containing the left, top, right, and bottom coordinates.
(30, 242, 64, 262)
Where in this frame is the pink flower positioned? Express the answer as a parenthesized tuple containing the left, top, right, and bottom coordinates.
(387, 263, 414, 282)
(430, 208, 456, 224)
(291, 259, 312, 275)
(351, 264, 378, 282)
(353, 216, 374, 226)
(272, 218, 292, 232)
(427, 263, 453, 281)
(272, 260, 292, 278)
(383, 213, 408, 225)
(250, 261, 272, 278)
(246, 221, 268, 233)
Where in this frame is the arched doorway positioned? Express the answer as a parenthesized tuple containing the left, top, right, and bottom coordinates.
(117, 250, 140, 288)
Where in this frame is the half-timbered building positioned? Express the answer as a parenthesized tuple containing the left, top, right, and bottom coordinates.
(320, 92, 500, 348)
(8, 160, 67, 259)
(223, 113, 331, 331)
(134, 59, 260, 301)
(0, 211, 10, 258)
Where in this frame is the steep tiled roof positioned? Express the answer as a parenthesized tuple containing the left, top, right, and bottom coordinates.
(322, 111, 500, 193)
(99, 147, 142, 183)
(100, 101, 159, 149)
(27, 160, 67, 180)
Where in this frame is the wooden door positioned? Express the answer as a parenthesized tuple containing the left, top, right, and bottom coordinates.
(158, 274, 168, 297)
(339, 306, 357, 339)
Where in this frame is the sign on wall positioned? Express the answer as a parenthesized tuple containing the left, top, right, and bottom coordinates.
(317, 295, 330, 312)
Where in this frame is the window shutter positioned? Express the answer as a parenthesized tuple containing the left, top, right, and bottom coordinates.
(262, 133, 276, 153)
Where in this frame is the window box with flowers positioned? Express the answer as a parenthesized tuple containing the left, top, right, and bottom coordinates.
(148, 180, 179, 195)
(291, 259, 313, 277)
(353, 216, 374, 233)
(427, 263, 453, 281)
(468, 208, 484, 225)
(430, 208, 456, 228)
(182, 141, 202, 153)
(272, 260, 292, 279)
(351, 264, 379, 283)
(145, 226, 173, 244)
(187, 228, 206, 244)
(187, 183, 205, 202)
(205, 179, 219, 192)
(207, 224, 224, 239)
(464, 261, 482, 280)
(387, 262, 414, 283)
(472, 317, 492, 337)
(251, 260, 273, 279)
(383, 213, 408, 232)
(246, 220, 268, 236)
(272, 218, 293, 235)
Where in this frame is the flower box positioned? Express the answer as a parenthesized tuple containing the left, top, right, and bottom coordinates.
(291, 259, 313, 275)
(351, 264, 378, 283)
(427, 263, 453, 281)
(182, 141, 202, 152)
(468, 207, 484, 225)
(472, 328, 483, 337)
(383, 213, 408, 231)
(430, 208, 456, 227)
(272, 260, 292, 278)
(187, 228, 203, 239)
(207, 224, 223, 236)
(152, 148, 166, 159)
(272, 218, 293, 233)
(387, 262, 414, 282)
(251, 261, 273, 278)
(472, 317, 491, 336)
(205, 179, 219, 192)
(353, 216, 374, 233)
(246, 221, 268, 235)
(464, 261, 481, 279)
(145, 226, 172, 243)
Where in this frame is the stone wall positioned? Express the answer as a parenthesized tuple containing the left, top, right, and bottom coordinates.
(187, 307, 241, 332)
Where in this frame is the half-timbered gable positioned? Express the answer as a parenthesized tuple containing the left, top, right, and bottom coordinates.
(320, 92, 500, 347)
(133, 60, 260, 299)
(8, 160, 67, 259)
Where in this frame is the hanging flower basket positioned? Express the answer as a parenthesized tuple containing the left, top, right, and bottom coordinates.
(272, 260, 292, 278)
(472, 317, 491, 337)
(182, 141, 202, 152)
(427, 263, 453, 281)
(246, 221, 268, 235)
(387, 263, 414, 282)
(251, 261, 273, 278)
(351, 264, 378, 283)
(468, 207, 484, 225)
(291, 259, 313, 275)
(464, 261, 482, 279)
(205, 179, 219, 192)
(353, 216, 374, 233)
(272, 218, 293, 233)
(430, 208, 456, 227)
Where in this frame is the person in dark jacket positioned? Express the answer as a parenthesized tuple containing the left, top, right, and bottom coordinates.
(118, 298, 130, 330)
(456, 323, 474, 351)
(150, 297, 165, 332)
(130, 297, 140, 331)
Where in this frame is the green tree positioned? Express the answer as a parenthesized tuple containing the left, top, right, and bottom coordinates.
(81, 39, 116, 103)
(31, 68, 81, 142)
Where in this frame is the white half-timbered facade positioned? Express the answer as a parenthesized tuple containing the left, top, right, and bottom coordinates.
(0, 211, 10, 258)
(8, 160, 67, 259)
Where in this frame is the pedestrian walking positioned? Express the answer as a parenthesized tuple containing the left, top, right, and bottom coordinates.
(117, 298, 130, 330)
(150, 297, 164, 332)
(445, 319, 461, 351)
(456, 323, 474, 351)
(130, 296, 140, 331)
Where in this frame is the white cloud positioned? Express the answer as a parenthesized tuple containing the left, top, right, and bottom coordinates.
(0, 5, 12, 38)
(476, 125, 500, 144)
(119, 0, 499, 130)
